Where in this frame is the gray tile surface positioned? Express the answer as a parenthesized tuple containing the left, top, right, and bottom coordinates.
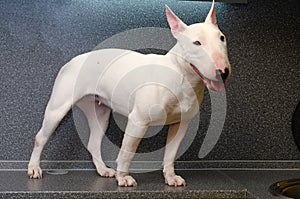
(0, 170, 248, 199)
(1, 160, 300, 170)
(0, 170, 299, 198)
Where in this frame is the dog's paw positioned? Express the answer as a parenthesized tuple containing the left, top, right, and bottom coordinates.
(97, 167, 116, 178)
(116, 175, 138, 187)
(165, 175, 186, 187)
(28, 165, 43, 179)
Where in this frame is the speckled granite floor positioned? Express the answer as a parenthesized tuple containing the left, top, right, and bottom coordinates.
(0, 169, 299, 199)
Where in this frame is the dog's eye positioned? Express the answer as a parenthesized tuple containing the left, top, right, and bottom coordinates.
(193, 41, 201, 46)
(220, 35, 225, 42)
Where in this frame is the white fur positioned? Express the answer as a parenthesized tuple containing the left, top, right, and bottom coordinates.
(28, 1, 231, 187)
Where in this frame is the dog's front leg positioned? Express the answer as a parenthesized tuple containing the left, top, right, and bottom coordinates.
(116, 119, 148, 187)
(163, 121, 189, 186)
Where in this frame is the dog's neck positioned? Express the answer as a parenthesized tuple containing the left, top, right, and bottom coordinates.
(163, 43, 205, 105)
(166, 43, 204, 88)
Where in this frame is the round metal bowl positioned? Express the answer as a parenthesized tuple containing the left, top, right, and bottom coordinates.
(292, 101, 300, 151)
(269, 178, 300, 198)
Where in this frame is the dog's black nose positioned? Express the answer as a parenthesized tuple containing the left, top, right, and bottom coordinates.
(216, 68, 229, 81)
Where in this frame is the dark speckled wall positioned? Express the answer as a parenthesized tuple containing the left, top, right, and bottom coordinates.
(0, 0, 299, 168)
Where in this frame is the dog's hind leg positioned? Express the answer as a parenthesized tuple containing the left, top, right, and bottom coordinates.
(28, 65, 78, 179)
(76, 96, 115, 177)
(27, 96, 72, 179)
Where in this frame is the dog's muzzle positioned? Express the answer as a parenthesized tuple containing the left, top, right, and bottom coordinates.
(190, 64, 227, 92)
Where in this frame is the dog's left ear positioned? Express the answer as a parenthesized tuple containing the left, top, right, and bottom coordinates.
(166, 5, 187, 38)
(205, 0, 217, 26)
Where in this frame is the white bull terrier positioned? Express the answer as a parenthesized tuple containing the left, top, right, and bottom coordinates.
(28, 0, 231, 187)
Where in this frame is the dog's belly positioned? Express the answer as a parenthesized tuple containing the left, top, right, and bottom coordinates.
(100, 83, 203, 126)
(98, 89, 200, 126)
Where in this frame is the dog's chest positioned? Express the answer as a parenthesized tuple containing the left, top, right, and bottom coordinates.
(165, 85, 204, 124)
(132, 80, 205, 125)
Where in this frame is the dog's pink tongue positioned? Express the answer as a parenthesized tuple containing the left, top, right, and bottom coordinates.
(206, 80, 225, 92)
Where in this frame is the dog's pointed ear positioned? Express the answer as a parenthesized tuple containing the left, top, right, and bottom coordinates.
(166, 5, 187, 37)
(205, 0, 217, 26)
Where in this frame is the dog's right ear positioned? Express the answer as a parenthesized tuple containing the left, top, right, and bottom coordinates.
(166, 5, 187, 38)
(205, 0, 217, 26)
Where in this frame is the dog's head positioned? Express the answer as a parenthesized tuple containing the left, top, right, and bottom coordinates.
(166, 1, 231, 92)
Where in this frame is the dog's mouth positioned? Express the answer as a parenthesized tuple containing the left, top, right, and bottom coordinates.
(190, 64, 226, 92)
